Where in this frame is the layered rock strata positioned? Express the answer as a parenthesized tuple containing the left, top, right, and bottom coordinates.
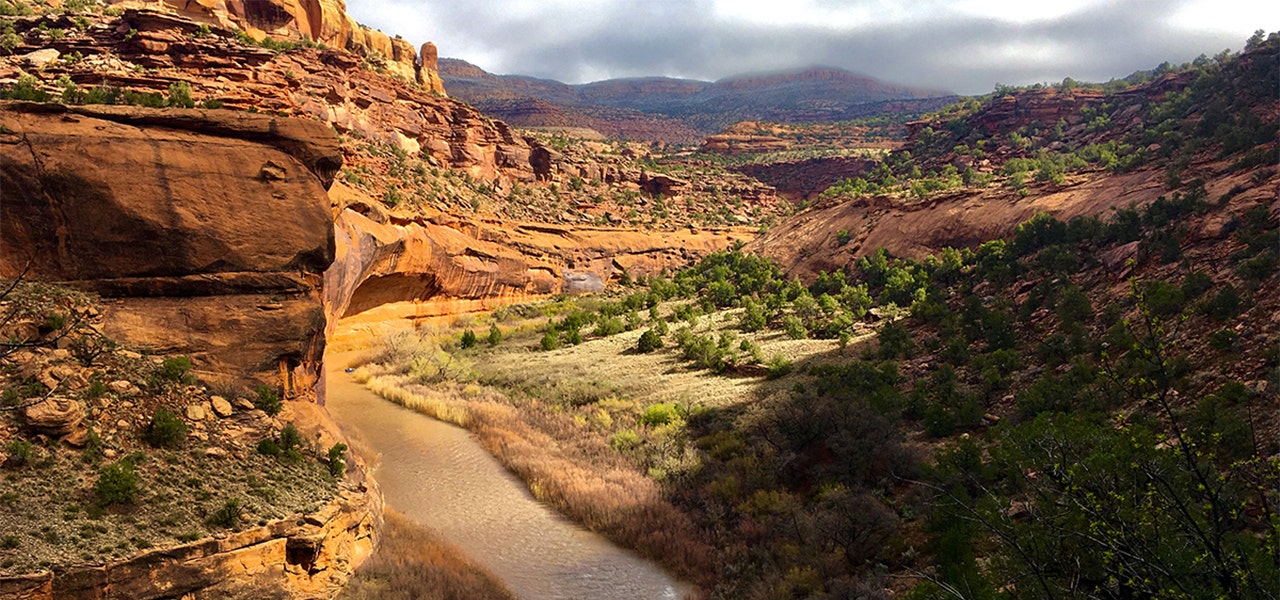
(0, 101, 338, 400)
(0, 483, 380, 600)
(102, 0, 446, 94)
(0, 10, 523, 183)
(324, 197, 755, 348)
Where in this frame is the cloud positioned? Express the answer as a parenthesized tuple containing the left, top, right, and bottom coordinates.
(346, 0, 1279, 94)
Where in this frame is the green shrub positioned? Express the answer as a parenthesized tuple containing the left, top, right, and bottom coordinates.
(279, 424, 302, 452)
(1209, 329, 1239, 351)
(594, 316, 625, 337)
(459, 329, 477, 349)
(609, 429, 642, 452)
(651, 317, 669, 336)
(208, 498, 241, 529)
(487, 323, 502, 346)
(635, 328, 664, 353)
(1056, 285, 1093, 325)
(640, 403, 680, 427)
(540, 331, 560, 351)
(2, 75, 51, 102)
(1142, 280, 1185, 317)
(327, 443, 347, 479)
(766, 354, 793, 379)
(5, 439, 34, 467)
(877, 320, 914, 359)
(256, 437, 281, 456)
(1181, 271, 1214, 300)
(151, 356, 195, 386)
(782, 315, 807, 339)
(144, 407, 187, 448)
(1237, 251, 1277, 283)
(254, 385, 283, 416)
(738, 300, 767, 332)
(166, 81, 194, 108)
(1202, 285, 1241, 321)
(96, 460, 139, 504)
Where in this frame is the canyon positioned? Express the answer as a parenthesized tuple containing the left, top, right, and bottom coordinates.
(1, 0, 1276, 597)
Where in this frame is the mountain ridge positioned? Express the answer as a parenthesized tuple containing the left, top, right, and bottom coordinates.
(439, 58, 958, 141)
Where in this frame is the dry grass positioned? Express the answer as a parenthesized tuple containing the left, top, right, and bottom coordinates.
(347, 299, 872, 589)
(357, 371, 715, 585)
(339, 509, 514, 600)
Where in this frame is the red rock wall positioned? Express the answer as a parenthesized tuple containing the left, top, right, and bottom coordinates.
(748, 168, 1171, 277)
(0, 102, 338, 400)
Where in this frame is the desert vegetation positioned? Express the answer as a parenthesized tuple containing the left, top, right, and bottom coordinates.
(335, 132, 791, 229)
(354, 164, 1278, 596)
(817, 31, 1279, 204)
(339, 38, 1280, 590)
(0, 277, 342, 575)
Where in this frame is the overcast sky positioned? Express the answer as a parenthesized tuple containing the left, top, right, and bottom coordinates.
(346, 0, 1278, 95)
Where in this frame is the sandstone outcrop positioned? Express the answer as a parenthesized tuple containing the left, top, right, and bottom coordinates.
(102, 0, 446, 95)
(0, 10, 536, 184)
(20, 397, 86, 440)
(0, 483, 380, 600)
(735, 156, 877, 201)
(0, 101, 338, 400)
(702, 123, 791, 155)
(906, 87, 1106, 139)
(748, 167, 1173, 277)
(324, 193, 756, 349)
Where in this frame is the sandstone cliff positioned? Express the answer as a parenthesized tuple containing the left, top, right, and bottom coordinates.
(324, 190, 756, 348)
(103, 0, 446, 94)
(0, 10, 526, 181)
(747, 163, 1274, 278)
(747, 168, 1158, 275)
(0, 101, 338, 399)
(0, 10, 792, 230)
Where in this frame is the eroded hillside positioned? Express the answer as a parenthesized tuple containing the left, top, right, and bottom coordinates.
(749, 35, 1280, 278)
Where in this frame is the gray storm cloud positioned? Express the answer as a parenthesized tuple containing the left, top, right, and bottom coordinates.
(347, 0, 1274, 94)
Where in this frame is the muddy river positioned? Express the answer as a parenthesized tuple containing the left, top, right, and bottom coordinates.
(325, 358, 690, 600)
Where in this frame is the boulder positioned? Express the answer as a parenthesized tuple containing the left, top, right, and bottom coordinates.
(211, 396, 234, 417)
(23, 49, 60, 68)
(22, 397, 86, 439)
(186, 404, 208, 421)
(639, 172, 687, 197)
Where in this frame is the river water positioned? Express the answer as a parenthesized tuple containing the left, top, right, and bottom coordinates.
(324, 358, 691, 600)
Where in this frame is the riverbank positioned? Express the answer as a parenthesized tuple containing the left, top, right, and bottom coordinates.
(326, 353, 691, 599)
(338, 510, 514, 600)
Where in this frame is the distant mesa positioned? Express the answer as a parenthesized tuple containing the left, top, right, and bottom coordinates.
(440, 59, 958, 141)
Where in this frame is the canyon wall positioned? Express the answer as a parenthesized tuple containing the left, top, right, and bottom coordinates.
(104, 0, 446, 94)
(0, 102, 385, 599)
(324, 192, 754, 348)
(748, 167, 1173, 277)
(0, 101, 338, 400)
